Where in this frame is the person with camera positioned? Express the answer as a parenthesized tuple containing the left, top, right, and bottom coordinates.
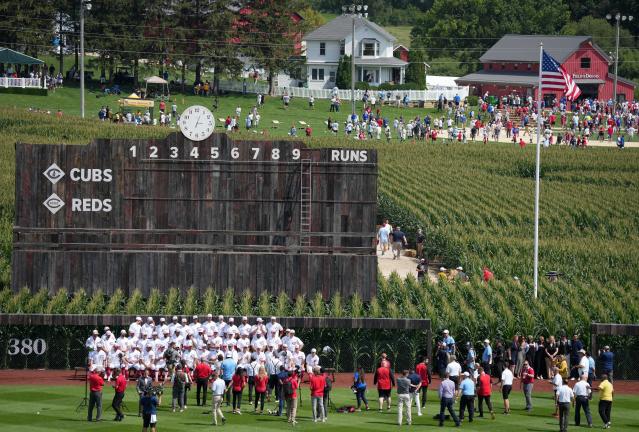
(140, 388, 159, 432)
(87, 365, 104, 422)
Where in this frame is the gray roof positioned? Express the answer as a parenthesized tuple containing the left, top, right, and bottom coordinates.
(479, 35, 608, 64)
(304, 15, 396, 42)
(455, 71, 538, 86)
(355, 57, 407, 67)
(607, 73, 636, 87)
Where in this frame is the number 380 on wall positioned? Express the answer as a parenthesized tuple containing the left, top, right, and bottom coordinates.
(7, 338, 47, 356)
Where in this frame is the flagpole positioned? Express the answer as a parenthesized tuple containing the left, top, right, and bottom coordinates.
(533, 42, 543, 299)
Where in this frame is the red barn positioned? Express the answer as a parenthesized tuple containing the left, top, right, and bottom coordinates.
(393, 44, 410, 62)
(456, 35, 635, 103)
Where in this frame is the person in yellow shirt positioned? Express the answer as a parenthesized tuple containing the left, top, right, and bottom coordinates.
(596, 374, 614, 429)
(438, 267, 448, 280)
(557, 355, 568, 379)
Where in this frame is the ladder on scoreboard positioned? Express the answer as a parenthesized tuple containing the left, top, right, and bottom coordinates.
(300, 159, 312, 248)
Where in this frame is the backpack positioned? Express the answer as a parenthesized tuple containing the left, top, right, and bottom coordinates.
(283, 379, 294, 399)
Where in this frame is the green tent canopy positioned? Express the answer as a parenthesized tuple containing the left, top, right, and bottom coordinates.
(0, 47, 44, 65)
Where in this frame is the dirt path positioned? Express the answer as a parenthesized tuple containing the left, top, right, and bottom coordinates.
(376, 249, 438, 283)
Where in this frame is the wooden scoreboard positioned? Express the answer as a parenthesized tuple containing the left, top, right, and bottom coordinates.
(13, 131, 378, 299)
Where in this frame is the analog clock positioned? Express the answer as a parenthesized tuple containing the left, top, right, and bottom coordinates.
(179, 105, 214, 141)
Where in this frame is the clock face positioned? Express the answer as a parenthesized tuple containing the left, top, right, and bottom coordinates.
(179, 105, 214, 141)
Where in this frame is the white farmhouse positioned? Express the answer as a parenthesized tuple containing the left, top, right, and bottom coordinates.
(303, 15, 408, 90)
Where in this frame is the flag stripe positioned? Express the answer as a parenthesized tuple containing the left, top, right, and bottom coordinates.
(540, 50, 581, 100)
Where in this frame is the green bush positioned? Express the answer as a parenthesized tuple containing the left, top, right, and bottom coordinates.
(467, 95, 479, 107)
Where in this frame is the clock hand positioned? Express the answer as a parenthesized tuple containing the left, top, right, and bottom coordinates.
(194, 115, 202, 128)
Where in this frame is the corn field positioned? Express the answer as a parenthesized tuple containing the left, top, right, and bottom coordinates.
(1, 108, 638, 372)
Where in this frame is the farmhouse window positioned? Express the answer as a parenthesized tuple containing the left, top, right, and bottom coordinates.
(581, 57, 591, 69)
(320, 42, 326, 56)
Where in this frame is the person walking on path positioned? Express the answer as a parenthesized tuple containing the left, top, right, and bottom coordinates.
(477, 366, 495, 419)
(520, 360, 535, 411)
(595, 374, 614, 429)
(415, 228, 425, 259)
(396, 370, 414, 426)
(459, 371, 476, 423)
(438, 373, 461, 427)
(87, 366, 104, 422)
(377, 219, 391, 255)
(111, 367, 127, 421)
(500, 361, 515, 415)
(390, 226, 407, 260)
(211, 371, 227, 426)
(556, 378, 574, 432)
(573, 375, 593, 427)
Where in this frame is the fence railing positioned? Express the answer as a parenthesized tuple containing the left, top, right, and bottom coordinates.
(0, 77, 43, 89)
(217, 79, 469, 102)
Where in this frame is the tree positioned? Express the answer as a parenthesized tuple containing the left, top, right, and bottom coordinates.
(335, 54, 351, 89)
(411, 0, 570, 74)
(0, 0, 55, 58)
(241, 0, 311, 95)
(405, 49, 425, 89)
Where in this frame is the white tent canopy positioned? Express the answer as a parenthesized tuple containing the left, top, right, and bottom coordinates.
(426, 75, 462, 89)
(144, 76, 170, 99)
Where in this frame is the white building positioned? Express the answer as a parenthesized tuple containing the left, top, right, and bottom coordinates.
(303, 15, 408, 90)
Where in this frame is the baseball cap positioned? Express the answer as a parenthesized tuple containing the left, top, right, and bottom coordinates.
(147, 316, 153, 321)
(463, 372, 470, 377)
(271, 316, 277, 321)
(257, 317, 263, 322)
(484, 339, 490, 344)
(159, 317, 166, 322)
(443, 329, 449, 334)
(136, 316, 142, 321)
(456, 266, 463, 271)
(120, 330, 126, 335)
(228, 317, 234, 322)
(172, 316, 178, 320)
(207, 313, 213, 318)
(192, 315, 198, 319)
(103, 326, 110, 331)
(439, 267, 446, 272)
(242, 316, 248, 321)
(181, 318, 187, 323)
(311, 348, 317, 353)
(92, 329, 99, 335)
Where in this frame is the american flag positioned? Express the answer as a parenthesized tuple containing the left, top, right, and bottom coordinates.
(541, 50, 581, 100)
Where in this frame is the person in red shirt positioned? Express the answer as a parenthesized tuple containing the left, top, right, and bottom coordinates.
(88, 366, 105, 422)
(483, 266, 494, 283)
(193, 359, 212, 407)
(373, 362, 395, 412)
(415, 357, 431, 409)
(476, 366, 495, 419)
(521, 361, 535, 411)
(231, 367, 246, 414)
(111, 367, 127, 421)
(309, 367, 326, 422)
(286, 371, 300, 424)
(254, 366, 269, 413)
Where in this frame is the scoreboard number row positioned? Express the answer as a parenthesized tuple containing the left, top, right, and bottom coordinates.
(129, 146, 300, 161)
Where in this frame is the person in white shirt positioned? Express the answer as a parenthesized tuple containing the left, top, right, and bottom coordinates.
(266, 317, 283, 338)
(287, 330, 303, 351)
(281, 329, 292, 348)
(305, 348, 320, 373)
(158, 317, 169, 336)
(93, 343, 107, 372)
(552, 366, 563, 417)
(168, 316, 180, 337)
(211, 371, 227, 426)
(101, 328, 115, 345)
(252, 331, 268, 351)
(574, 350, 589, 381)
(253, 318, 267, 336)
(556, 378, 574, 432)
(292, 346, 305, 370)
(180, 318, 190, 336)
(236, 333, 251, 351)
(225, 318, 238, 338)
(182, 345, 197, 370)
(142, 345, 158, 381)
(573, 376, 593, 427)
(445, 356, 462, 389)
(142, 317, 155, 338)
(129, 317, 142, 338)
(217, 315, 226, 335)
(500, 361, 515, 414)
(127, 346, 144, 374)
(116, 330, 129, 349)
(190, 315, 201, 333)
(86, 330, 100, 362)
(127, 330, 139, 352)
(155, 342, 167, 378)
(238, 317, 251, 337)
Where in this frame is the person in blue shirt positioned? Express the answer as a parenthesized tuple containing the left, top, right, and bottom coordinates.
(442, 330, 455, 355)
(276, 366, 289, 416)
(465, 342, 476, 374)
(458, 372, 476, 422)
(220, 353, 237, 406)
(482, 340, 493, 375)
(140, 391, 158, 432)
(587, 352, 596, 386)
(598, 346, 614, 382)
(353, 366, 369, 411)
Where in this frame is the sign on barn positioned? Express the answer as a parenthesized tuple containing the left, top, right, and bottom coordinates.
(13, 132, 378, 299)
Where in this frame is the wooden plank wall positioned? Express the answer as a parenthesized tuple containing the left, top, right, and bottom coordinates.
(13, 133, 378, 299)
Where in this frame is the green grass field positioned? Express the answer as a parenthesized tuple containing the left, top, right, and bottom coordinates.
(0, 385, 636, 431)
